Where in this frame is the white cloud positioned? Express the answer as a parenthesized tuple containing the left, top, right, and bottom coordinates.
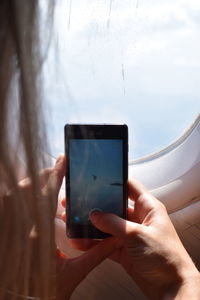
(44, 0, 200, 159)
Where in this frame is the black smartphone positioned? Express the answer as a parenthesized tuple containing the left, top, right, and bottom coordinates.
(64, 124, 128, 239)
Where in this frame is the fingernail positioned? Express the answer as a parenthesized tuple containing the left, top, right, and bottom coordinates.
(90, 210, 102, 222)
(56, 155, 64, 165)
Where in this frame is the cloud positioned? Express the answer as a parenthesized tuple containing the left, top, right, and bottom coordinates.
(44, 0, 200, 159)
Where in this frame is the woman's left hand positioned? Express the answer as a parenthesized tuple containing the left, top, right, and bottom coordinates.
(43, 155, 117, 300)
(14, 155, 117, 300)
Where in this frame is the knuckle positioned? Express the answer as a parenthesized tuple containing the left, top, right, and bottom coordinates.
(159, 201, 167, 212)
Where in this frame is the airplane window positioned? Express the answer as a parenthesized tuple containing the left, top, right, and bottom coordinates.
(43, 0, 200, 160)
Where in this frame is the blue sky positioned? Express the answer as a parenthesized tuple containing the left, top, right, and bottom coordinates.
(43, 0, 200, 160)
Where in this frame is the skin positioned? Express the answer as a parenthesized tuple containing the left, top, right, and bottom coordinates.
(9, 156, 199, 299)
(62, 168, 200, 299)
(34, 155, 118, 300)
(90, 180, 200, 299)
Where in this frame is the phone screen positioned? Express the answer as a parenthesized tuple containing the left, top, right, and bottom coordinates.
(69, 139, 123, 224)
(65, 125, 128, 238)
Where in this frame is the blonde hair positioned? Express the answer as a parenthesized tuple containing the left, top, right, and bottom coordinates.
(0, 1, 56, 299)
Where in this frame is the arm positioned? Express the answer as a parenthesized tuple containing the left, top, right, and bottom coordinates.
(163, 274, 200, 300)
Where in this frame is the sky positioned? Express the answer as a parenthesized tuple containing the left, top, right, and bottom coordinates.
(43, 0, 200, 160)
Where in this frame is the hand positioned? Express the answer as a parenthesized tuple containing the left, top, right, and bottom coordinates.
(44, 156, 117, 300)
(89, 179, 200, 300)
(1, 156, 117, 300)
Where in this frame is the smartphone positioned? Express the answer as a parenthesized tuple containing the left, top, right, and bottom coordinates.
(64, 124, 128, 239)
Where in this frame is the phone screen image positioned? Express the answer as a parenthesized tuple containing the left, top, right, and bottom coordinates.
(69, 139, 123, 226)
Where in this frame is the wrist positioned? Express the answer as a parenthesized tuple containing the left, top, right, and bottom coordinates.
(163, 270, 200, 300)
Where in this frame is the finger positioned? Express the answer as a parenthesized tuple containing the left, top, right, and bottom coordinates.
(127, 205, 146, 224)
(56, 248, 68, 259)
(61, 211, 66, 223)
(60, 211, 100, 251)
(44, 155, 66, 199)
(68, 239, 100, 251)
(128, 179, 162, 223)
(128, 178, 150, 201)
(61, 197, 66, 208)
(90, 211, 141, 239)
(69, 237, 117, 279)
(39, 168, 53, 188)
(127, 205, 135, 222)
(18, 168, 53, 189)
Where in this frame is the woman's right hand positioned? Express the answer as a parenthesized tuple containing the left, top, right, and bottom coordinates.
(90, 179, 200, 300)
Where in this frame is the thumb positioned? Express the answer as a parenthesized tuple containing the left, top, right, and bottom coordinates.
(90, 211, 141, 239)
